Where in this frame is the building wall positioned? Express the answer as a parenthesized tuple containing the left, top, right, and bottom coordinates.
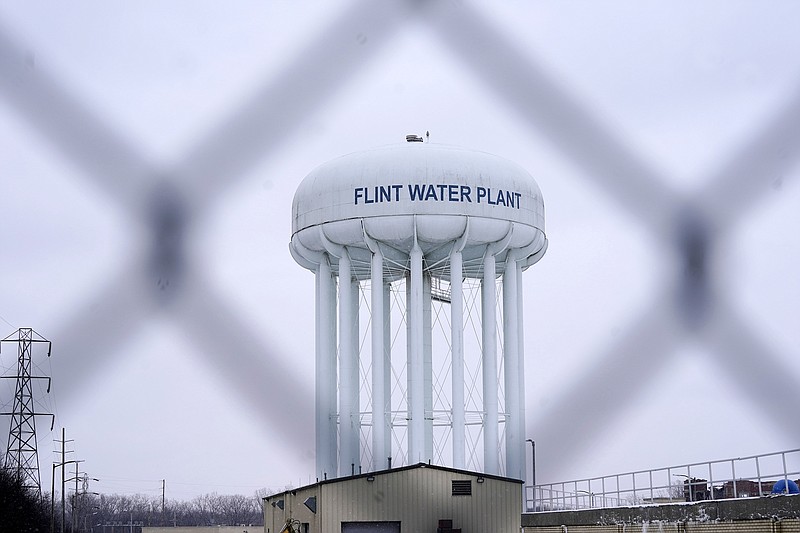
(141, 526, 264, 533)
(265, 464, 522, 533)
(265, 483, 320, 533)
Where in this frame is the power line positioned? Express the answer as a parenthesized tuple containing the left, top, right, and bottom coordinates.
(0, 314, 15, 330)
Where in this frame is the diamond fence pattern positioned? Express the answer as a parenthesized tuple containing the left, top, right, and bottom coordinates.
(0, 0, 798, 489)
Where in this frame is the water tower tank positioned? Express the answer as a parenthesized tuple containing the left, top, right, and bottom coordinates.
(290, 141, 547, 481)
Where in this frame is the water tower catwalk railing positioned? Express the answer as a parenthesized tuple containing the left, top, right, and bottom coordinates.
(291, 218, 546, 481)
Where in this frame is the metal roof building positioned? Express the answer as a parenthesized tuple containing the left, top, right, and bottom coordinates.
(264, 463, 522, 533)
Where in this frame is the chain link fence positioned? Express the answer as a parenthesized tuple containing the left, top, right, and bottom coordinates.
(0, 1, 798, 495)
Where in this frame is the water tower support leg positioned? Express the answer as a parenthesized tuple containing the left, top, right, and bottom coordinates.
(517, 264, 527, 483)
(423, 274, 433, 462)
(371, 249, 386, 471)
(503, 260, 523, 480)
(408, 242, 425, 464)
(383, 281, 392, 464)
(482, 253, 499, 475)
(451, 250, 465, 470)
(316, 257, 337, 480)
(338, 252, 360, 476)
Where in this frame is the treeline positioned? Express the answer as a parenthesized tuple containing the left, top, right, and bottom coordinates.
(1, 457, 265, 530)
(0, 463, 50, 532)
(68, 491, 265, 529)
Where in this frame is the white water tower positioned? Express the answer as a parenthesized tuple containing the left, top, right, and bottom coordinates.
(290, 140, 547, 481)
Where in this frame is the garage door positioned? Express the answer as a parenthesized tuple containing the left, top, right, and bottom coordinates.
(341, 521, 401, 533)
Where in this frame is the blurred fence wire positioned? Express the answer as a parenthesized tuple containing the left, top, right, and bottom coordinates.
(0, 0, 798, 480)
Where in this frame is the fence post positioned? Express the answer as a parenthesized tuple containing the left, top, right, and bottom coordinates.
(667, 468, 673, 502)
(756, 456, 762, 496)
(602, 477, 606, 508)
(708, 462, 714, 500)
(782, 452, 789, 492)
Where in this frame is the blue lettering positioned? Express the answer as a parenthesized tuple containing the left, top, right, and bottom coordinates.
(424, 184, 438, 201)
(362, 183, 519, 207)
(408, 184, 425, 201)
(448, 185, 459, 202)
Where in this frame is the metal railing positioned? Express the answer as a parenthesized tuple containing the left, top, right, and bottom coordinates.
(526, 449, 800, 512)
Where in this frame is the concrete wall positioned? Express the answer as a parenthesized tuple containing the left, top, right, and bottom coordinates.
(141, 526, 264, 533)
(524, 520, 800, 532)
(523, 493, 800, 532)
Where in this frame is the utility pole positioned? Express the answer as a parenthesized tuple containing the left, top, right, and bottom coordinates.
(161, 479, 166, 525)
(73, 462, 80, 532)
(77, 472, 99, 533)
(526, 438, 536, 512)
(526, 438, 536, 486)
(1, 328, 55, 497)
(69, 465, 98, 532)
(51, 463, 56, 533)
(64, 457, 85, 533)
(53, 428, 76, 533)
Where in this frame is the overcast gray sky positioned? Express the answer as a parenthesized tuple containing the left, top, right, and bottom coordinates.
(1, 1, 799, 500)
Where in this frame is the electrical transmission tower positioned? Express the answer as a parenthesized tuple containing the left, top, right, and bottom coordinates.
(1, 328, 54, 496)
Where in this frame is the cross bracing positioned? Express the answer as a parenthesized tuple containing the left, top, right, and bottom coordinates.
(1, 328, 54, 496)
